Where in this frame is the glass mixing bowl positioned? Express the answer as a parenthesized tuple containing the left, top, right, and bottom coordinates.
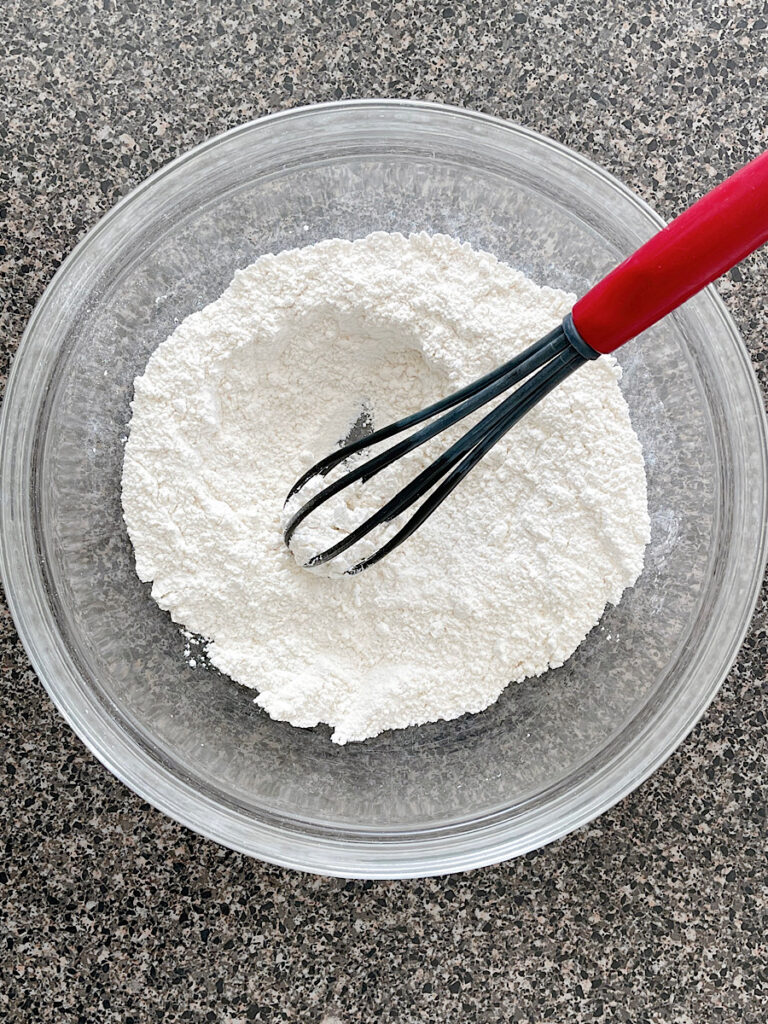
(2, 101, 766, 878)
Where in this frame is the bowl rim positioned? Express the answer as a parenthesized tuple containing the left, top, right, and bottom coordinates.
(2, 98, 767, 878)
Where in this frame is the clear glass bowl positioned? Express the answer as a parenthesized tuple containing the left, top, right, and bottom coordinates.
(2, 101, 766, 878)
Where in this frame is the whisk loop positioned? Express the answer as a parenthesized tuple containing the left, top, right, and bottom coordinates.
(284, 317, 595, 574)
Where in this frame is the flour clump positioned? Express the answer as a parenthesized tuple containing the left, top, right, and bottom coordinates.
(121, 232, 650, 744)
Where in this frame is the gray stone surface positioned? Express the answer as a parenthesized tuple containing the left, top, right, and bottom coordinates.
(1, 1, 767, 1021)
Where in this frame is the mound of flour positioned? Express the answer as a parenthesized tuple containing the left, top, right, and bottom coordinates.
(122, 232, 649, 744)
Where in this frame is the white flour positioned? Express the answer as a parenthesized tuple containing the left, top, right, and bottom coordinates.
(122, 232, 650, 744)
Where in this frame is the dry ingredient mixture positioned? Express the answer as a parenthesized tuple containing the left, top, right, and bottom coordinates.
(122, 232, 650, 744)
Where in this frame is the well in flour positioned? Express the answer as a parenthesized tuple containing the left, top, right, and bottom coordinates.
(121, 232, 650, 744)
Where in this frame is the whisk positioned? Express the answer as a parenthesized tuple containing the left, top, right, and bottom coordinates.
(284, 150, 768, 574)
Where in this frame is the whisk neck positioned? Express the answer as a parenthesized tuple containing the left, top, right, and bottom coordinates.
(562, 313, 600, 362)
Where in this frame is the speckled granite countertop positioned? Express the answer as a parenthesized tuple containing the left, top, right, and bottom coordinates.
(2, 1, 767, 1021)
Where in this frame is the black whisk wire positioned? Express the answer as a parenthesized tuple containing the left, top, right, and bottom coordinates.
(284, 324, 588, 572)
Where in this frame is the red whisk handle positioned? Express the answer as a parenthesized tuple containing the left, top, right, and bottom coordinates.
(571, 150, 768, 355)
